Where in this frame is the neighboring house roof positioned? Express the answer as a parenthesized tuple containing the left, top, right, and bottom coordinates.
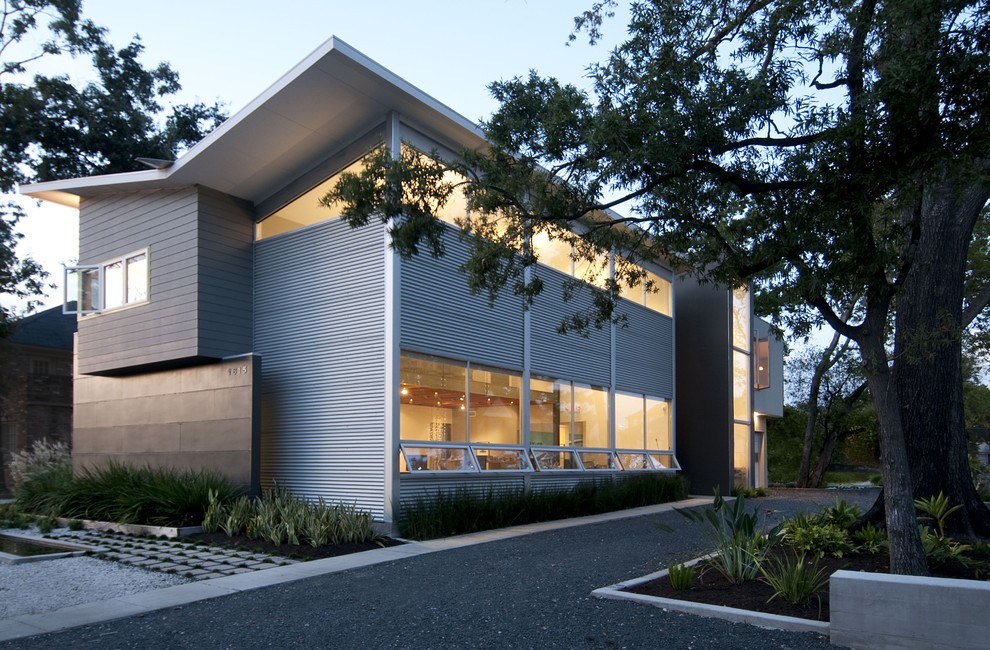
(8, 304, 77, 351)
(20, 37, 486, 210)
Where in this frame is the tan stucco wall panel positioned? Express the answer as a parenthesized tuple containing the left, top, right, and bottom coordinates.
(73, 355, 261, 493)
(179, 418, 254, 452)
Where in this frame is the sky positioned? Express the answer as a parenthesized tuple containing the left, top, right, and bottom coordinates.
(6, 0, 631, 313)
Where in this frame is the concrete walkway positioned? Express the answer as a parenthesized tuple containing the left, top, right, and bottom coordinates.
(0, 490, 879, 649)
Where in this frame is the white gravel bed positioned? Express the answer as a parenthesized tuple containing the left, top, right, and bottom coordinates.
(1, 528, 189, 619)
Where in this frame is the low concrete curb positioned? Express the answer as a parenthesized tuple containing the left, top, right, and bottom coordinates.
(592, 560, 829, 635)
(0, 532, 106, 565)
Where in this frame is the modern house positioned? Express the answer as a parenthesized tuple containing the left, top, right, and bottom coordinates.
(21, 37, 783, 525)
(0, 305, 76, 495)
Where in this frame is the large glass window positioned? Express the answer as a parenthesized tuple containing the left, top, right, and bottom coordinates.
(615, 392, 645, 450)
(531, 231, 573, 276)
(399, 354, 467, 442)
(733, 351, 751, 423)
(530, 377, 609, 449)
(400, 353, 521, 445)
(572, 383, 609, 448)
(754, 338, 771, 390)
(468, 365, 521, 444)
(732, 287, 751, 350)
(616, 392, 671, 452)
(646, 397, 671, 450)
(529, 377, 560, 446)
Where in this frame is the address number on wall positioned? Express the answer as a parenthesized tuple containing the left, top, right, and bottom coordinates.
(227, 366, 249, 376)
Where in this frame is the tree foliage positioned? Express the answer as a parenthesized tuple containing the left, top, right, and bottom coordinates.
(327, 1, 989, 573)
(0, 0, 226, 332)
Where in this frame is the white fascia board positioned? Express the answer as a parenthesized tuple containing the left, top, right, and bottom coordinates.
(19, 169, 170, 207)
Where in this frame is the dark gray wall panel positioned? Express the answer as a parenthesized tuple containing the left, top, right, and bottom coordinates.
(197, 188, 255, 358)
(674, 276, 733, 495)
(615, 304, 674, 398)
(400, 229, 524, 369)
(255, 219, 387, 519)
(530, 268, 610, 385)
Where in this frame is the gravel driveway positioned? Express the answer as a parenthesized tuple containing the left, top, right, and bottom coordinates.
(0, 489, 878, 649)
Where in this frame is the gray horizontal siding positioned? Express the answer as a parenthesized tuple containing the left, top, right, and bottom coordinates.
(76, 187, 255, 374)
(77, 188, 201, 374)
(530, 268, 610, 385)
(400, 228, 524, 369)
(255, 218, 387, 519)
(614, 303, 674, 398)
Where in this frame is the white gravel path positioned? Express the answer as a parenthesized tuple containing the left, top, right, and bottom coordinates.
(0, 556, 189, 618)
(0, 528, 189, 619)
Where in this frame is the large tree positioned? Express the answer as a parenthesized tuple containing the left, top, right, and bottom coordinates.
(326, 0, 989, 574)
(0, 0, 225, 333)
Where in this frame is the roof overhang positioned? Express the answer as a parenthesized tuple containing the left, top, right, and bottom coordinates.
(21, 37, 487, 209)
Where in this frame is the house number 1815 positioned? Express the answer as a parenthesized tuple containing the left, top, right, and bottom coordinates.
(228, 366, 248, 376)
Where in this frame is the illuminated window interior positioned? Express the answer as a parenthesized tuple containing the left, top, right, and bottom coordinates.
(618, 258, 672, 316)
(256, 157, 367, 240)
(398, 353, 677, 474)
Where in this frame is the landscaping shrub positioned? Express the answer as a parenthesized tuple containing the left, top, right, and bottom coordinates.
(760, 551, 829, 611)
(398, 473, 688, 540)
(204, 486, 381, 547)
(783, 515, 854, 558)
(15, 461, 241, 527)
(667, 562, 694, 590)
(851, 523, 887, 554)
(678, 491, 783, 583)
(7, 439, 71, 489)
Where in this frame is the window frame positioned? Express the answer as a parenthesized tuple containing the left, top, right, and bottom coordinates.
(399, 442, 479, 474)
(63, 248, 150, 316)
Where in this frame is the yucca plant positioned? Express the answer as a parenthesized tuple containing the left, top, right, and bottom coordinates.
(915, 492, 962, 539)
(760, 552, 830, 615)
(667, 562, 695, 590)
(678, 491, 782, 583)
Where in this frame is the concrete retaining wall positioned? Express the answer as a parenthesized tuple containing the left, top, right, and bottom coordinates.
(73, 354, 261, 493)
(830, 569, 990, 649)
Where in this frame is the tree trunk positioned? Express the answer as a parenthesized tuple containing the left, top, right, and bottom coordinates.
(858, 329, 929, 575)
(869, 177, 990, 537)
(899, 179, 990, 537)
(807, 430, 839, 488)
(798, 332, 845, 487)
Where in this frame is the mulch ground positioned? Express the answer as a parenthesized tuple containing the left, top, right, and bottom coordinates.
(627, 547, 977, 622)
(185, 532, 403, 561)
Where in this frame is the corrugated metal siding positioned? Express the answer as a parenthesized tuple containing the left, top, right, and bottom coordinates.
(397, 471, 672, 518)
(615, 303, 674, 398)
(255, 219, 387, 518)
(400, 228, 524, 368)
(77, 189, 201, 374)
(399, 474, 527, 507)
(530, 268, 610, 384)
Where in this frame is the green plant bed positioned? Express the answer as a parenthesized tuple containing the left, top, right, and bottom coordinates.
(398, 474, 689, 540)
(14, 462, 242, 527)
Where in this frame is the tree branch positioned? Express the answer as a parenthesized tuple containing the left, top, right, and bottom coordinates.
(963, 282, 990, 327)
